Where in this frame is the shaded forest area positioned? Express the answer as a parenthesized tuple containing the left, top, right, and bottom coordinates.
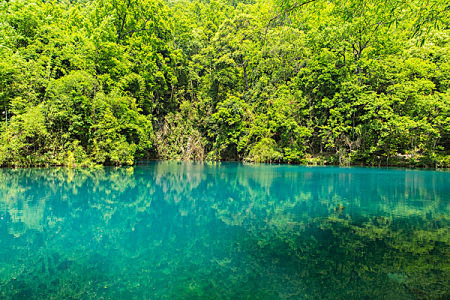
(0, 0, 448, 167)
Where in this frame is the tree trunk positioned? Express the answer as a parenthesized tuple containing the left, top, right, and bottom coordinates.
(243, 61, 249, 91)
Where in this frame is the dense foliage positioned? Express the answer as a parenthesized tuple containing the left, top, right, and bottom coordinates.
(0, 0, 448, 167)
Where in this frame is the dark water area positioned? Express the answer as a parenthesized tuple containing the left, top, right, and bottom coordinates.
(0, 162, 448, 299)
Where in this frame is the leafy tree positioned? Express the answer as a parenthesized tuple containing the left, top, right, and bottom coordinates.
(0, 0, 448, 167)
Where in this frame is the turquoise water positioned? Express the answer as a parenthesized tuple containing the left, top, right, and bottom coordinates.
(0, 162, 448, 299)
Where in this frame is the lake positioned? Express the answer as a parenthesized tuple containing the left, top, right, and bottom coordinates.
(0, 162, 448, 299)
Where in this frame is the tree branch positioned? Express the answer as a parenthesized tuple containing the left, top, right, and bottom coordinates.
(263, 0, 317, 45)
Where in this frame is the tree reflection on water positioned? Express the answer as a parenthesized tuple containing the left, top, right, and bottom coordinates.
(0, 163, 448, 299)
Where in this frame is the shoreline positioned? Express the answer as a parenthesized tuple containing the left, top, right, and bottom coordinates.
(1, 157, 448, 171)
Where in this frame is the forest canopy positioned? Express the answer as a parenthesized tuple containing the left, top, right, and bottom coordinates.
(0, 0, 448, 167)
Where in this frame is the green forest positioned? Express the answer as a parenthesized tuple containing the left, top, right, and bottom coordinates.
(0, 0, 448, 168)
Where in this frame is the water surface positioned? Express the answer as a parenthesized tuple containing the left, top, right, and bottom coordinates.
(0, 162, 449, 299)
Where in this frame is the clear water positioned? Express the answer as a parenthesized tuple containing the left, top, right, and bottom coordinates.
(0, 162, 448, 299)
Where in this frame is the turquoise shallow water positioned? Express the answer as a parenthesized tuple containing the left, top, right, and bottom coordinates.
(0, 162, 449, 299)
